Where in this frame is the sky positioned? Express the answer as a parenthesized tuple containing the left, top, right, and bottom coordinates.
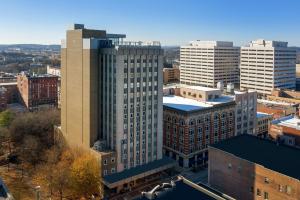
(0, 0, 299, 46)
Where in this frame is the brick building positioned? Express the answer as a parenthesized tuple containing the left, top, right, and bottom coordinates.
(209, 135, 300, 200)
(257, 99, 297, 119)
(267, 89, 300, 104)
(269, 115, 300, 147)
(17, 73, 58, 110)
(0, 82, 18, 111)
(256, 112, 272, 137)
(163, 86, 236, 168)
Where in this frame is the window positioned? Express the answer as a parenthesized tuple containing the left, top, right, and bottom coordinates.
(264, 192, 268, 200)
(286, 185, 292, 194)
(257, 189, 261, 196)
(111, 168, 115, 173)
(278, 185, 283, 192)
(228, 163, 232, 169)
(103, 159, 107, 165)
(111, 157, 115, 163)
(264, 177, 269, 184)
(104, 170, 107, 176)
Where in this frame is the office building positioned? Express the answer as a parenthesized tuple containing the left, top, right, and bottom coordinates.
(61, 24, 175, 193)
(209, 134, 300, 200)
(163, 67, 180, 84)
(163, 86, 236, 168)
(180, 41, 240, 88)
(17, 73, 58, 110)
(240, 39, 296, 96)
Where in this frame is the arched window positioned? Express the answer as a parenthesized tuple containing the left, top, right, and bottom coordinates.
(214, 113, 219, 120)
(197, 117, 203, 125)
(222, 112, 227, 119)
(173, 117, 177, 124)
(179, 119, 185, 126)
(189, 119, 195, 126)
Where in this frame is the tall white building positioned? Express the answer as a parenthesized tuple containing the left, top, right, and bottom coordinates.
(180, 41, 240, 88)
(240, 39, 296, 96)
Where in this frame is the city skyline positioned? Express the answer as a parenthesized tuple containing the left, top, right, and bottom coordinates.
(0, 0, 300, 46)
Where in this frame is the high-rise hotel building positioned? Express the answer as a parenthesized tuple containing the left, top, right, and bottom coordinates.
(61, 24, 174, 191)
(180, 41, 240, 88)
(240, 39, 296, 96)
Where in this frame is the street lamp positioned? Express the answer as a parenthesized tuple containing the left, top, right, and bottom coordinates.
(35, 186, 41, 200)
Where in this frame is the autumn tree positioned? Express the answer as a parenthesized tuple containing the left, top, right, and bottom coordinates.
(70, 151, 103, 199)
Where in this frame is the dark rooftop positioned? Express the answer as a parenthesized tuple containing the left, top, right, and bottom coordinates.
(103, 157, 176, 184)
(137, 176, 234, 200)
(0, 178, 9, 198)
(211, 134, 300, 180)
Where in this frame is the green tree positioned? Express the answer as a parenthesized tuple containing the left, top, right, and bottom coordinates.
(0, 110, 14, 127)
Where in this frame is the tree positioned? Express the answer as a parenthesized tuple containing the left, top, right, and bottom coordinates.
(0, 110, 14, 128)
(70, 152, 103, 199)
(9, 109, 60, 146)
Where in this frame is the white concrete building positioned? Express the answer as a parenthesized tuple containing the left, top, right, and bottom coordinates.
(240, 39, 296, 96)
(233, 90, 257, 135)
(180, 41, 240, 88)
(47, 65, 61, 77)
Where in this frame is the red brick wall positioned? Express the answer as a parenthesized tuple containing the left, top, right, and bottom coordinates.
(209, 147, 300, 200)
(17, 75, 58, 109)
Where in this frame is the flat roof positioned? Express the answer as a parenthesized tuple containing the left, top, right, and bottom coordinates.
(272, 115, 300, 130)
(163, 95, 234, 112)
(257, 99, 296, 106)
(103, 157, 176, 187)
(211, 134, 300, 180)
(163, 96, 212, 111)
(185, 85, 220, 92)
(0, 82, 17, 86)
(137, 177, 234, 200)
(257, 112, 272, 118)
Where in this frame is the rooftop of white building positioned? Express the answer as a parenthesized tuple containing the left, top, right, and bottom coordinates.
(0, 82, 17, 86)
(257, 99, 296, 106)
(272, 115, 300, 130)
(185, 85, 220, 92)
(186, 40, 234, 48)
(257, 112, 272, 118)
(163, 95, 234, 112)
(247, 39, 288, 48)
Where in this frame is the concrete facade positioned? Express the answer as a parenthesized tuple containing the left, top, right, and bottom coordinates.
(180, 41, 240, 88)
(163, 67, 180, 84)
(61, 24, 164, 175)
(240, 39, 296, 96)
(234, 91, 257, 135)
(256, 112, 272, 136)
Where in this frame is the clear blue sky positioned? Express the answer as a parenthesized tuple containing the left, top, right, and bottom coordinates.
(0, 0, 299, 46)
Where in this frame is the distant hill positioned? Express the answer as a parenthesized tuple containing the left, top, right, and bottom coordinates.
(0, 44, 60, 52)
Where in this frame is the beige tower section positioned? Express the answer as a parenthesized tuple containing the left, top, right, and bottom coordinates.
(61, 25, 105, 148)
